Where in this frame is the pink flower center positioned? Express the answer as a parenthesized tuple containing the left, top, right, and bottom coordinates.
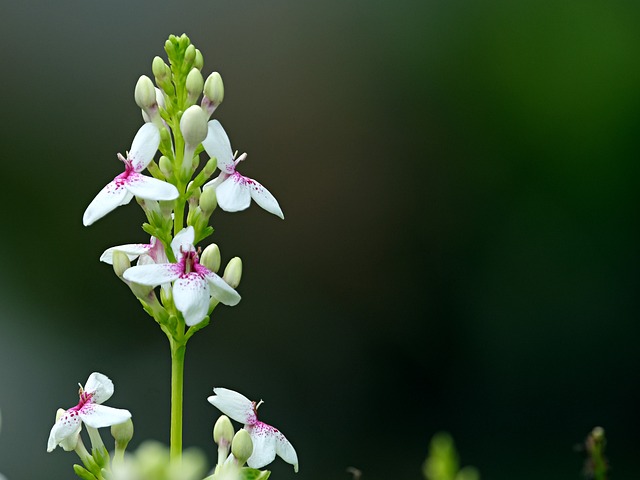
(69, 388, 94, 413)
(179, 247, 207, 277)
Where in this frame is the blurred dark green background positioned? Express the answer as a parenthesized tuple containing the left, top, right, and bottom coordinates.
(1, 0, 639, 478)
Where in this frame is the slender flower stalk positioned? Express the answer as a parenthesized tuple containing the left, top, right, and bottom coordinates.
(61, 34, 288, 478)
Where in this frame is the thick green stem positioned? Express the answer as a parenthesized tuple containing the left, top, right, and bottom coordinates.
(170, 339, 186, 463)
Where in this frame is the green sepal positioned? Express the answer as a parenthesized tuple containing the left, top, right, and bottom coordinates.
(159, 127, 174, 159)
(187, 157, 217, 193)
(165, 314, 178, 335)
(146, 160, 165, 181)
(185, 316, 209, 340)
(92, 445, 110, 469)
(241, 468, 271, 480)
(194, 223, 214, 245)
(141, 219, 174, 261)
(73, 464, 98, 480)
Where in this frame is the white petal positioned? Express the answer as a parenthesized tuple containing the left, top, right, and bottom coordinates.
(83, 180, 131, 226)
(100, 243, 151, 264)
(275, 428, 299, 472)
(47, 410, 82, 452)
(48, 412, 81, 453)
(59, 423, 82, 452)
(123, 263, 181, 286)
(203, 173, 225, 190)
(129, 123, 160, 172)
(144, 237, 169, 264)
(171, 226, 195, 258)
(207, 388, 256, 424)
(173, 274, 210, 326)
(246, 176, 284, 219)
(216, 174, 251, 212)
(79, 404, 131, 429)
(125, 173, 179, 201)
(247, 423, 277, 469)
(84, 372, 114, 404)
(206, 272, 241, 306)
(202, 120, 235, 174)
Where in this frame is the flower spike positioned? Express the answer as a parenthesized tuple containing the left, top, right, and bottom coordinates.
(47, 372, 131, 453)
(202, 120, 284, 219)
(83, 124, 179, 226)
(208, 387, 298, 472)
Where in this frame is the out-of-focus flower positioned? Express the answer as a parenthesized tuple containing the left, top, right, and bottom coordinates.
(208, 388, 298, 472)
(47, 372, 131, 453)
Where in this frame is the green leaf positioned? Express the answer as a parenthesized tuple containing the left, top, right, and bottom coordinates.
(240, 467, 271, 480)
(73, 464, 98, 480)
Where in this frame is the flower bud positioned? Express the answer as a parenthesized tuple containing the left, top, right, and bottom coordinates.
(111, 418, 134, 451)
(152, 56, 173, 93)
(213, 415, 234, 447)
(129, 281, 154, 301)
(185, 44, 196, 66)
(159, 155, 173, 178)
(202, 157, 218, 178)
(152, 56, 169, 80)
(194, 49, 204, 70)
(199, 186, 217, 215)
(112, 250, 131, 278)
(202, 72, 224, 117)
(200, 244, 221, 273)
(187, 182, 201, 202)
(186, 68, 204, 105)
(180, 106, 208, 146)
(134, 75, 157, 110)
(223, 257, 242, 289)
(231, 429, 253, 466)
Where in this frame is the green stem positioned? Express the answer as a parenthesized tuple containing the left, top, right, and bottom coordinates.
(170, 338, 186, 463)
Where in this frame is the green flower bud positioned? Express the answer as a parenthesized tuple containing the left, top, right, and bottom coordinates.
(160, 127, 173, 153)
(199, 186, 217, 215)
(202, 72, 224, 117)
(194, 49, 204, 70)
(200, 244, 221, 273)
(202, 157, 217, 177)
(159, 155, 173, 178)
(112, 250, 131, 278)
(186, 68, 204, 105)
(223, 257, 242, 289)
(185, 44, 196, 66)
(213, 415, 234, 447)
(180, 105, 208, 146)
(231, 429, 253, 466)
(188, 182, 201, 202)
(152, 56, 173, 93)
(111, 418, 134, 450)
(152, 56, 169, 82)
(134, 75, 157, 110)
(129, 281, 154, 301)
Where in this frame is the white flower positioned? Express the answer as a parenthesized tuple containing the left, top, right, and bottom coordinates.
(122, 227, 240, 326)
(100, 236, 168, 266)
(208, 388, 298, 472)
(83, 124, 179, 226)
(202, 120, 284, 219)
(47, 372, 131, 453)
